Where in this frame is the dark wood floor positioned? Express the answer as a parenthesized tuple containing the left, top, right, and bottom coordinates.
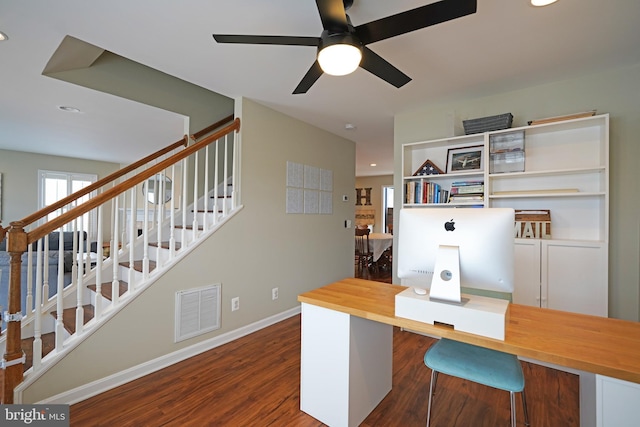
(70, 307, 579, 426)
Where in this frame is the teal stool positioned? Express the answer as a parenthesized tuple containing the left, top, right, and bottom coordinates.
(424, 338, 529, 427)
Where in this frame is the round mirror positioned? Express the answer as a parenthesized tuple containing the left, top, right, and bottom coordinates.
(142, 174, 172, 204)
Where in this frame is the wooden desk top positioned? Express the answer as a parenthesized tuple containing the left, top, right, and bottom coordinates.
(298, 278, 640, 383)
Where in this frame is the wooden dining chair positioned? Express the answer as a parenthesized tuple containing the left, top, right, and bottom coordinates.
(354, 228, 374, 276)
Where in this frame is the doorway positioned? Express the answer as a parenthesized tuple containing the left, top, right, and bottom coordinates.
(382, 185, 394, 234)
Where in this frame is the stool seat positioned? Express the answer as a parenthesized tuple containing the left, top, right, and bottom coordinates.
(424, 338, 524, 392)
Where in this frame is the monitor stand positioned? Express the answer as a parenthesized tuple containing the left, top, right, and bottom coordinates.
(429, 245, 462, 304)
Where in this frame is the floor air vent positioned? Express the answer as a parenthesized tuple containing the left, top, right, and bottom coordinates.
(175, 283, 221, 342)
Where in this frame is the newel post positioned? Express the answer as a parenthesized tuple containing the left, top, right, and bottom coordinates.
(1, 221, 27, 403)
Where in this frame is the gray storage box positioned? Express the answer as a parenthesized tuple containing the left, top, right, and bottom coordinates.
(463, 113, 513, 134)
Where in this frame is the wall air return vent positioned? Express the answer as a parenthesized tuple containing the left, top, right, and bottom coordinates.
(175, 283, 221, 342)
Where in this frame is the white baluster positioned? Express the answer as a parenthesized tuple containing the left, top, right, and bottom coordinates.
(55, 227, 65, 350)
(112, 197, 121, 307)
(25, 246, 33, 315)
(42, 234, 50, 307)
(143, 182, 150, 280)
(76, 217, 85, 335)
(169, 163, 176, 258)
(192, 150, 199, 241)
(203, 147, 210, 231)
(231, 132, 238, 209)
(181, 157, 188, 246)
(32, 239, 43, 370)
(129, 188, 137, 289)
(224, 135, 229, 216)
(95, 205, 104, 319)
(213, 137, 219, 225)
(157, 172, 165, 266)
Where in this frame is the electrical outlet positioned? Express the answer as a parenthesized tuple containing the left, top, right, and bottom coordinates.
(231, 297, 239, 311)
(272, 287, 279, 300)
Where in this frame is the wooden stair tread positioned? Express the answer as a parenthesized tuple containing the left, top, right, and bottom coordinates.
(87, 281, 128, 300)
(20, 332, 56, 372)
(119, 260, 157, 272)
(174, 225, 203, 230)
(51, 305, 95, 335)
(149, 241, 182, 250)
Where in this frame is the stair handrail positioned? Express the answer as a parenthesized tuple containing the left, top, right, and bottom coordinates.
(1, 116, 239, 403)
(4, 114, 234, 236)
(19, 118, 240, 246)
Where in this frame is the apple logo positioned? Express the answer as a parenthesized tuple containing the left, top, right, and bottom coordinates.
(444, 219, 455, 232)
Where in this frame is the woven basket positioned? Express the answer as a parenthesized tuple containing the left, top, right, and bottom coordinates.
(463, 113, 513, 135)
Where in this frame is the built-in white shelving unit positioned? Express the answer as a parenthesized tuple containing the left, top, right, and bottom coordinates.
(401, 114, 609, 316)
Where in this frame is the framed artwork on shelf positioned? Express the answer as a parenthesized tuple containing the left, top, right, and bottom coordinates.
(446, 145, 484, 173)
(413, 159, 444, 176)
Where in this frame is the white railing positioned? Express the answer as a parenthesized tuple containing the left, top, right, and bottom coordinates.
(0, 118, 240, 402)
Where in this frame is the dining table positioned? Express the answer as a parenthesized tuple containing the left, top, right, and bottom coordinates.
(363, 232, 393, 262)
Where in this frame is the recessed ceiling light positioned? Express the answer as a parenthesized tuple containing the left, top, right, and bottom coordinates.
(0, 31, 8, 41)
(58, 106, 81, 113)
(531, 0, 558, 6)
(370, 163, 377, 167)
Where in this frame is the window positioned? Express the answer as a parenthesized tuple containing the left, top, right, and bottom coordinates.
(38, 170, 97, 238)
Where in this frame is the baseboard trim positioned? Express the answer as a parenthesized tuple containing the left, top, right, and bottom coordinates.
(39, 306, 301, 405)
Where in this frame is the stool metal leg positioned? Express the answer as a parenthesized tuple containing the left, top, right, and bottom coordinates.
(426, 370, 438, 427)
(510, 391, 517, 427)
(522, 389, 530, 426)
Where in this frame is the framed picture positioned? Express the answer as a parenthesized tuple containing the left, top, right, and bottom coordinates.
(446, 145, 484, 173)
(413, 159, 444, 176)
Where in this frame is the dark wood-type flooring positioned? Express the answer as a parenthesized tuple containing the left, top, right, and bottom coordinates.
(70, 266, 579, 426)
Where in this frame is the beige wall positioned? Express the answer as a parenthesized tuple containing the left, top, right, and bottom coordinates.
(355, 175, 393, 234)
(22, 98, 356, 402)
(0, 149, 119, 226)
(394, 62, 640, 321)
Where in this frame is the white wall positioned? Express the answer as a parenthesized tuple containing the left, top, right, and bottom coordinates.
(394, 63, 640, 321)
(22, 98, 357, 402)
(0, 149, 120, 225)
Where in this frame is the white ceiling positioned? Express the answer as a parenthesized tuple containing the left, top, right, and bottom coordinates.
(1, 0, 639, 176)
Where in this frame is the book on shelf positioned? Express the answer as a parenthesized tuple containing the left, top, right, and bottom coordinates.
(451, 180, 484, 186)
(404, 180, 449, 204)
(448, 194, 484, 203)
(450, 184, 484, 195)
(450, 180, 484, 199)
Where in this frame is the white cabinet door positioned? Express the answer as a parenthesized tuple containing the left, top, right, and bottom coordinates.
(543, 241, 608, 317)
(596, 375, 640, 427)
(513, 239, 541, 306)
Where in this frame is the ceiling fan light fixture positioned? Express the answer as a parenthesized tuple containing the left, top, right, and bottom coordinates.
(531, 0, 558, 6)
(317, 32, 362, 76)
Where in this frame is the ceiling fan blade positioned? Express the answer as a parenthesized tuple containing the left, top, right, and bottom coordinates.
(213, 34, 320, 46)
(315, 0, 350, 32)
(359, 47, 411, 89)
(293, 61, 324, 94)
(356, 0, 477, 45)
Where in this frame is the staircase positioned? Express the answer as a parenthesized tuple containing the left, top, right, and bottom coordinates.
(0, 117, 241, 403)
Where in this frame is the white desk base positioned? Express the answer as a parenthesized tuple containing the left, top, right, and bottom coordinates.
(300, 303, 392, 427)
(395, 287, 509, 340)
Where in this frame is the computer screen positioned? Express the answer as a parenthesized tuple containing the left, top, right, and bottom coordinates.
(397, 207, 515, 302)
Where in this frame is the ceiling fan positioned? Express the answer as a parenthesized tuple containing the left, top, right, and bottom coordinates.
(213, 0, 477, 94)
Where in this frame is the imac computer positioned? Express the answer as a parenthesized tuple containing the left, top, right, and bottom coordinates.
(397, 207, 515, 304)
